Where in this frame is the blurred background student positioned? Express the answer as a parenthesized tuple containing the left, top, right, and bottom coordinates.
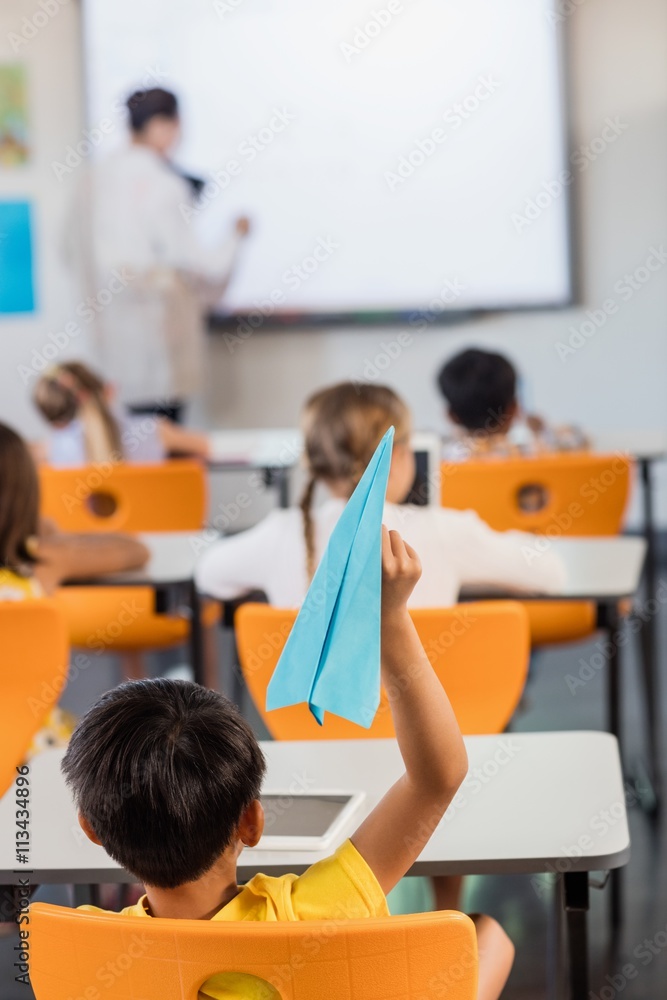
(33, 362, 210, 467)
(195, 382, 567, 607)
(438, 348, 589, 462)
(65, 88, 250, 423)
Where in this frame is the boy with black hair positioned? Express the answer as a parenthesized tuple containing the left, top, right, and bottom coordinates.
(438, 347, 587, 460)
(63, 528, 514, 1000)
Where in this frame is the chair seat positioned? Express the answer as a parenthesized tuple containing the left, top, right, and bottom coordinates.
(53, 588, 220, 651)
(524, 600, 597, 647)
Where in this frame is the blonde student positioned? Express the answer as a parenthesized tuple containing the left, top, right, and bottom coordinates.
(195, 381, 566, 606)
(33, 361, 210, 468)
(64, 528, 514, 1000)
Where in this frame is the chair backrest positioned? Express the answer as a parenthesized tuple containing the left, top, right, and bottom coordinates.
(39, 460, 206, 532)
(0, 601, 69, 797)
(440, 452, 632, 535)
(235, 602, 530, 739)
(29, 902, 477, 1000)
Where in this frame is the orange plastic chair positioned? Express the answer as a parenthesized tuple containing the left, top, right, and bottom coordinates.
(235, 602, 530, 739)
(0, 601, 69, 796)
(440, 451, 632, 534)
(30, 902, 478, 1000)
(39, 460, 206, 533)
(440, 451, 633, 646)
(39, 460, 216, 654)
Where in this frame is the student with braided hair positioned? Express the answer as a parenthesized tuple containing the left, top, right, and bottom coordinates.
(195, 381, 566, 608)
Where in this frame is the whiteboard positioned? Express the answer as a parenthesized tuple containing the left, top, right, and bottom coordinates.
(82, 0, 571, 318)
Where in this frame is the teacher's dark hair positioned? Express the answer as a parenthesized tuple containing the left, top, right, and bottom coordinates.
(126, 88, 178, 133)
(62, 679, 266, 889)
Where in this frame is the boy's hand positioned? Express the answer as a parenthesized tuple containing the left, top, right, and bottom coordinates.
(381, 526, 421, 615)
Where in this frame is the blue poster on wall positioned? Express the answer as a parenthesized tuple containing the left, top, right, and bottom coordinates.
(0, 200, 35, 314)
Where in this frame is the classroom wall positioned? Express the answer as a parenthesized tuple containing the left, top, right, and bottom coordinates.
(1, 0, 666, 523)
(0, 0, 85, 434)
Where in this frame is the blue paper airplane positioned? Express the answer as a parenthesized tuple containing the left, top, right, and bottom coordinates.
(266, 426, 394, 727)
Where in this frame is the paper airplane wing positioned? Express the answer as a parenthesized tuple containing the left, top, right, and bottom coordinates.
(266, 426, 394, 726)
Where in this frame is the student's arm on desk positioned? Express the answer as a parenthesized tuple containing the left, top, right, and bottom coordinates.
(194, 512, 280, 600)
(34, 533, 150, 594)
(157, 418, 211, 459)
(450, 509, 567, 595)
(351, 528, 468, 895)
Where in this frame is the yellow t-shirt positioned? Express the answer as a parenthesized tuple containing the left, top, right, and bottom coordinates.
(81, 839, 388, 998)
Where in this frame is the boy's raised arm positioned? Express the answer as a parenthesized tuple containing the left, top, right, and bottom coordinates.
(351, 527, 469, 894)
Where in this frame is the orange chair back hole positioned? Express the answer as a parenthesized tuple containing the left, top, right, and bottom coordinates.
(441, 451, 632, 535)
(86, 491, 119, 519)
(39, 460, 206, 532)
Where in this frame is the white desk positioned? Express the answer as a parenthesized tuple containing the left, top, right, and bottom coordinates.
(517, 536, 646, 602)
(207, 429, 442, 508)
(592, 429, 667, 461)
(0, 734, 626, 999)
(0, 734, 628, 883)
(463, 534, 646, 785)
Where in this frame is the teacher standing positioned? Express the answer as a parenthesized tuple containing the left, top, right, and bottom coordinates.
(67, 88, 248, 422)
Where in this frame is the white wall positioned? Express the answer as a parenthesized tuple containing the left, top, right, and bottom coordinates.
(1, 0, 666, 522)
(0, 0, 84, 436)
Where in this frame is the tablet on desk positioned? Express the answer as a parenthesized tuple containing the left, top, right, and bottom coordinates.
(254, 791, 366, 851)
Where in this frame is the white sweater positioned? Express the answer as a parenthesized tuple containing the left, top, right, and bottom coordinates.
(195, 500, 567, 608)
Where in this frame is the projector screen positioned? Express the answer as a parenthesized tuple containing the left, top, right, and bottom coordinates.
(82, 0, 571, 321)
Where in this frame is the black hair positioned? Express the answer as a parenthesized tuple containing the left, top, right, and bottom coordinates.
(437, 348, 517, 431)
(61, 679, 266, 889)
(126, 88, 178, 133)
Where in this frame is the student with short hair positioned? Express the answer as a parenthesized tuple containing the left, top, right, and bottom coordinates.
(437, 347, 588, 460)
(65, 528, 514, 1000)
(33, 361, 210, 467)
(195, 381, 567, 607)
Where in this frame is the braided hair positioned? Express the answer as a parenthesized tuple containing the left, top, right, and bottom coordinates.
(299, 382, 409, 580)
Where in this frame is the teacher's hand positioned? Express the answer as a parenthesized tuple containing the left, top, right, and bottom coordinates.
(235, 216, 251, 237)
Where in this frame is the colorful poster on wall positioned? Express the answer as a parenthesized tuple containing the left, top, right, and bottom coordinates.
(0, 201, 35, 314)
(0, 64, 29, 167)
